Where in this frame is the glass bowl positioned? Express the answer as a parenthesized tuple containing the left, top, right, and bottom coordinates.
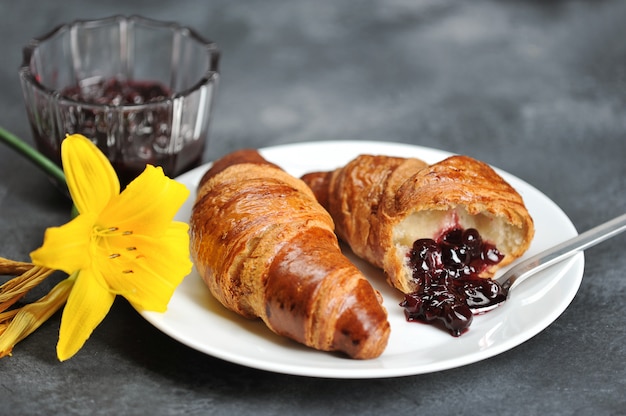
(19, 15, 220, 186)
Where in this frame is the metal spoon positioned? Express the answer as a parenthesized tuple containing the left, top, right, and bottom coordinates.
(471, 212, 626, 313)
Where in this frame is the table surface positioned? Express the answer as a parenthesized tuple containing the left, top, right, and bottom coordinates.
(1, 1, 625, 415)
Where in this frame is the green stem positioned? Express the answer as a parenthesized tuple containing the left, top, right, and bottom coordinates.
(0, 126, 66, 187)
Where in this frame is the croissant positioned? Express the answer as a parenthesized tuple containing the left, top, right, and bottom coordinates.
(301, 154, 535, 294)
(189, 149, 391, 359)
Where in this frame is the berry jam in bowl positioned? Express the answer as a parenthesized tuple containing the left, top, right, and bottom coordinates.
(19, 15, 220, 186)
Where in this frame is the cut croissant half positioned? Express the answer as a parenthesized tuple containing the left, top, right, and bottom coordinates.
(302, 154, 535, 294)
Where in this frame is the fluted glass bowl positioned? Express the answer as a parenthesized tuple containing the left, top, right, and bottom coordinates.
(19, 15, 220, 186)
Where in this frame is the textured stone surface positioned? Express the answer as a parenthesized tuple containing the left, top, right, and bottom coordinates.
(0, 1, 625, 414)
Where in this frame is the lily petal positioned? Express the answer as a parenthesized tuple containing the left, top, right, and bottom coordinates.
(30, 213, 96, 274)
(62, 135, 120, 215)
(99, 165, 189, 238)
(95, 222, 192, 311)
(57, 270, 115, 361)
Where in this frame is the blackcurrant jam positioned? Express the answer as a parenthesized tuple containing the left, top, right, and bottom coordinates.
(61, 79, 171, 106)
(33, 78, 205, 187)
(400, 228, 507, 336)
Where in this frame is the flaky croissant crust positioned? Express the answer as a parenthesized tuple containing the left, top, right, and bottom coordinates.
(302, 154, 535, 294)
(190, 150, 391, 359)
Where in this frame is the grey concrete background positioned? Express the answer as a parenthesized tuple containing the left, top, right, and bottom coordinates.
(0, 1, 624, 415)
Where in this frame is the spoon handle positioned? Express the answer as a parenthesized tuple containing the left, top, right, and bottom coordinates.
(496, 212, 626, 290)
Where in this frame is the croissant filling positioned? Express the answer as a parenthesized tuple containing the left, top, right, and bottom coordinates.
(393, 206, 525, 278)
(394, 208, 515, 336)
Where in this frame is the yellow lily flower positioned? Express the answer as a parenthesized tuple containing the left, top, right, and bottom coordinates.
(30, 134, 192, 361)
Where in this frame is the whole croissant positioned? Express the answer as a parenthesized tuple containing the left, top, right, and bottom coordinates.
(190, 149, 390, 359)
(301, 154, 535, 294)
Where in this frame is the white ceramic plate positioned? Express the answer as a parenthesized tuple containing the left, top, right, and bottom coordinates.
(140, 141, 584, 379)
